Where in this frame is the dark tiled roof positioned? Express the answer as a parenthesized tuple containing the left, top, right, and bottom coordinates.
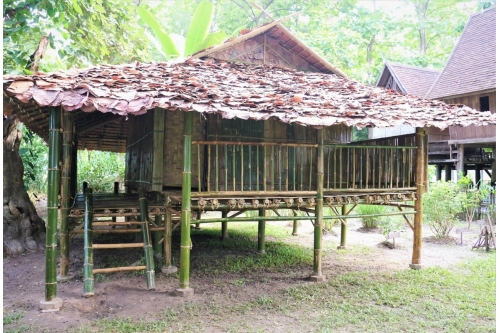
(383, 62, 440, 98)
(426, 6, 496, 99)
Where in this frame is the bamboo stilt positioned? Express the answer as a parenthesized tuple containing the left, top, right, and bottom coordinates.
(93, 266, 147, 274)
(311, 128, 325, 281)
(138, 187, 156, 290)
(164, 196, 174, 269)
(46, 107, 61, 301)
(83, 189, 94, 297)
(258, 208, 266, 254)
(59, 111, 73, 280)
(178, 112, 194, 295)
(292, 220, 299, 236)
(410, 128, 426, 269)
(339, 204, 347, 249)
(221, 210, 228, 239)
(154, 194, 163, 258)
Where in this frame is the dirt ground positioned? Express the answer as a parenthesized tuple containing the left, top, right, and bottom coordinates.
(3, 218, 493, 332)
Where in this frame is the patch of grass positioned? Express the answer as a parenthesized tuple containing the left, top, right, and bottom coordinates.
(3, 311, 32, 333)
(80, 253, 494, 333)
(3, 311, 23, 325)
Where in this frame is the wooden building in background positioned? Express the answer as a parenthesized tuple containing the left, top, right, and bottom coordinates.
(425, 5, 496, 185)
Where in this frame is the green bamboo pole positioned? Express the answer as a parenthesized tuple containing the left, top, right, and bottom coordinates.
(278, 147, 282, 191)
(258, 208, 266, 254)
(207, 145, 211, 192)
(263, 146, 267, 191)
(292, 147, 296, 191)
(224, 144, 228, 191)
(312, 128, 325, 281)
(70, 129, 78, 200)
(271, 146, 275, 190)
(154, 193, 163, 258)
(339, 204, 347, 249)
(163, 193, 174, 271)
(83, 189, 94, 297)
(248, 145, 252, 190)
(233, 145, 236, 191)
(410, 127, 426, 270)
(45, 107, 61, 301)
(178, 112, 194, 295)
(221, 210, 228, 239)
(138, 187, 156, 289)
(215, 144, 219, 190)
(197, 144, 201, 191)
(256, 146, 260, 191)
(292, 220, 299, 236)
(58, 111, 73, 280)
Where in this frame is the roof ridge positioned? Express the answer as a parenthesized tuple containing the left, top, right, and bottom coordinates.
(386, 61, 440, 73)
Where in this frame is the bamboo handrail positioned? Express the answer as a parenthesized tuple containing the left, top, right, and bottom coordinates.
(193, 140, 318, 147)
(92, 243, 144, 249)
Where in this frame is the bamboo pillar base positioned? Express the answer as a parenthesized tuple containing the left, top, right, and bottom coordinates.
(39, 297, 63, 312)
(56, 273, 76, 282)
(175, 287, 194, 297)
(292, 221, 298, 236)
(309, 275, 326, 282)
(161, 266, 178, 274)
(409, 264, 423, 270)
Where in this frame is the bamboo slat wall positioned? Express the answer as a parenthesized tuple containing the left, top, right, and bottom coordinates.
(163, 111, 205, 187)
(207, 32, 319, 72)
(125, 112, 154, 191)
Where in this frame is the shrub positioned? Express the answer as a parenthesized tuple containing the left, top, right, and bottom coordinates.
(77, 150, 125, 193)
(423, 180, 465, 237)
(355, 204, 388, 228)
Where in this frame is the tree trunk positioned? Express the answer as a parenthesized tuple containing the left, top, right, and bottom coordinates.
(3, 115, 46, 255)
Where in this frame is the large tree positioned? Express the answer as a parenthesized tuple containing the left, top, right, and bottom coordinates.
(3, 0, 152, 254)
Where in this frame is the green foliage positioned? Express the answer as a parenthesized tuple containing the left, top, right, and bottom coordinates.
(19, 127, 48, 193)
(352, 127, 368, 141)
(138, 0, 226, 59)
(77, 150, 125, 193)
(355, 204, 388, 228)
(3, 0, 152, 74)
(423, 180, 465, 237)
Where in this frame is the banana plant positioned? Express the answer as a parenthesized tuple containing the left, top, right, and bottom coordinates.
(138, 0, 226, 59)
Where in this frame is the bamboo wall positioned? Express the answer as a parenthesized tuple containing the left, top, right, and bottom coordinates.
(163, 111, 205, 188)
(125, 111, 154, 191)
(445, 91, 496, 142)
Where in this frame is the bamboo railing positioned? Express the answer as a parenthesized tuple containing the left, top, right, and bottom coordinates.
(192, 135, 417, 196)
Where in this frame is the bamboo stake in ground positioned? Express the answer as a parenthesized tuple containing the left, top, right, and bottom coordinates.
(221, 210, 228, 239)
(258, 208, 266, 254)
(138, 187, 156, 290)
(338, 204, 347, 249)
(177, 112, 194, 297)
(58, 111, 74, 281)
(41, 107, 63, 311)
(311, 128, 326, 282)
(83, 189, 94, 297)
(410, 128, 426, 270)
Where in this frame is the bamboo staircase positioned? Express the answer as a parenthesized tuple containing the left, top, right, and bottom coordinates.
(82, 187, 156, 297)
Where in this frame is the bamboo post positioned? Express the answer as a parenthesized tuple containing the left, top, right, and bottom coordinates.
(70, 130, 78, 200)
(161, 193, 177, 274)
(154, 192, 163, 258)
(338, 204, 347, 249)
(177, 111, 194, 296)
(40, 107, 63, 310)
(221, 210, 228, 239)
(58, 111, 74, 281)
(258, 208, 266, 254)
(112, 182, 119, 223)
(292, 220, 299, 236)
(410, 127, 426, 270)
(311, 128, 325, 282)
(83, 189, 94, 297)
(138, 187, 156, 290)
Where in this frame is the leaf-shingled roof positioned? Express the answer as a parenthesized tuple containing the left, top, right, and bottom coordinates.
(3, 58, 495, 151)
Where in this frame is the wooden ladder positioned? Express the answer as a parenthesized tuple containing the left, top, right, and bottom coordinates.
(83, 187, 156, 297)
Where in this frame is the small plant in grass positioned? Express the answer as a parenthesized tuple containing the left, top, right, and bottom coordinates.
(355, 204, 388, 228)
(423, 180, 465, 237)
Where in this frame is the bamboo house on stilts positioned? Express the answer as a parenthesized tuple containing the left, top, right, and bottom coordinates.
(3, 21, 496, 311)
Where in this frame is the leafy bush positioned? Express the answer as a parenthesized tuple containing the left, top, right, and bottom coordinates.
(423, 180, 465, 237)
(355, 204, 388, 228)
(19, 127, 48, 193)
(77, 150, 125, 193)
